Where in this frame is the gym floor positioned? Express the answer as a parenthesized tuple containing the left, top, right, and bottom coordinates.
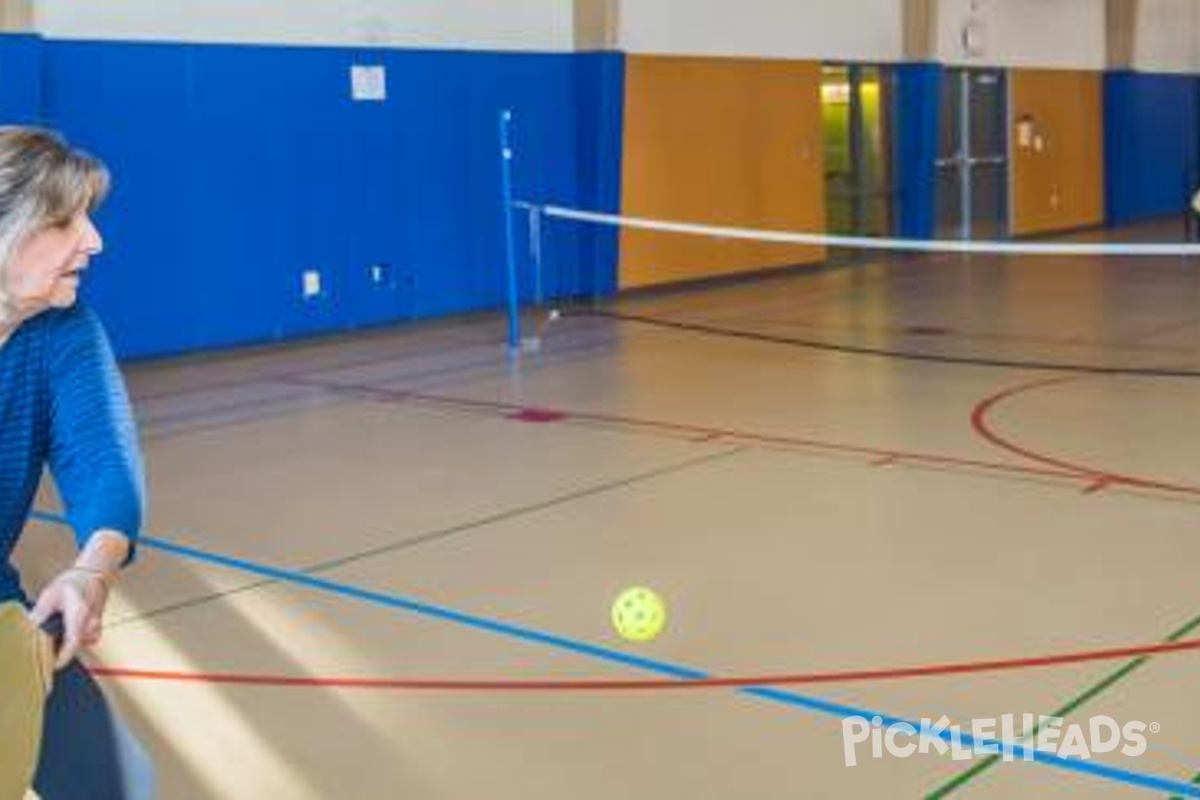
(15, 220, 1200, 799)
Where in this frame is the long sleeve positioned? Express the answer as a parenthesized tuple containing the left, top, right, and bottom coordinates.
(45, 305, 143, 556)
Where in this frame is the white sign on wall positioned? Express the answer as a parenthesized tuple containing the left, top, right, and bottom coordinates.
(350, 65, 387, 102)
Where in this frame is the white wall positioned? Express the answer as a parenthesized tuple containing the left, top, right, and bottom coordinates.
(31, 0, 1200, 71)
(1134, 0, 1200, 74)
(34, 0, 576, 51)
(617, 0, 905, 62)
(935, 0, 1106, 69)
(614, 0, 1111, 68)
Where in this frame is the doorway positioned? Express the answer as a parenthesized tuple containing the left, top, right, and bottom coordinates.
(821, 64, 893, 240)
(935, 68, 1008, 240)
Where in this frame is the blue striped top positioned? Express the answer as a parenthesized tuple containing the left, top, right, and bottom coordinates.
(0, 303, 143, 602)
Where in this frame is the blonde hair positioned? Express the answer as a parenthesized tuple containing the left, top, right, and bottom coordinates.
(0, 126, 109, 323)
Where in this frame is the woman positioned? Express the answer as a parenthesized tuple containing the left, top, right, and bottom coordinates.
(0, 127, 153, 799)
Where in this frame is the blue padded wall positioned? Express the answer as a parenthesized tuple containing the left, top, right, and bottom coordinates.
(0, 34, 44, 124)
(39, 40, 623, 359)
(892, 62, 941, 240)
(1105, 71, 1200, 225)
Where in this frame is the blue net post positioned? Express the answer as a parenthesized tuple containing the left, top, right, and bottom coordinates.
(498, 109, 521, 352)
(528, 203, 544, 309)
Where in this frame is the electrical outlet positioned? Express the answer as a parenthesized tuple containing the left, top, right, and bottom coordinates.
(302, 270, 322, 299)
(368, 263, 392, 287)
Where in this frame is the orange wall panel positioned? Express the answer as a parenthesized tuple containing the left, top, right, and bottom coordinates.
(620, 55, 826, 289)
(1010, 69, 1105, 236)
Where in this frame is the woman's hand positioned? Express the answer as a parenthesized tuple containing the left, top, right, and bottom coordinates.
(28, 529, 129, 669)
(29, 566, 112, 669)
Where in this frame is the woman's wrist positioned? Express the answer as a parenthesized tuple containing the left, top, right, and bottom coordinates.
(65, 563, 114, 589)
(73, 529, 130, 585)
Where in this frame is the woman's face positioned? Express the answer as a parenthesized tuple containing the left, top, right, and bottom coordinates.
(5, 211, 103, 314)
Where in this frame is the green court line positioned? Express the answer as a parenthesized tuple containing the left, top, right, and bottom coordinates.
(100, 446, 749, 629)
(1170, 772, 1200, 800)
(925, 611, 1200, 799)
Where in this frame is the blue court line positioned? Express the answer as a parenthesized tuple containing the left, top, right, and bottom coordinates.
(33, 510, 1200, 797)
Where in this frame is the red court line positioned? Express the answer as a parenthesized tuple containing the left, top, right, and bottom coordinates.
(291, 378, 1088, 484)
(90, 636, 1200, 692)
(970, 377, 1200, 497)
(272, 377, 1200, 503)
(151, 375, 1198, 502)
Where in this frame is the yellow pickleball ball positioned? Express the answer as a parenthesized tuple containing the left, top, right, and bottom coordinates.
(611, 586, 667, 642)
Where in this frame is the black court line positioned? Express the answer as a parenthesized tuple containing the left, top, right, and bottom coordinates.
(582, 309, 1200, 378)
(135, 330, 620, 442)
